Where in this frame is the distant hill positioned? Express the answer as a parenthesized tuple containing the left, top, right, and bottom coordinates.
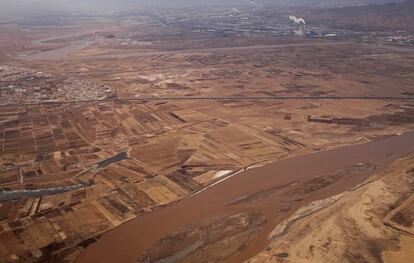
(131, 0, 406, 8)
(262, 0, 407, 8)
(306, 0, 414, 31)
(0, 0, 409, 18)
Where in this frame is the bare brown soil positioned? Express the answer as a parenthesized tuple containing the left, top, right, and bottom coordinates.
(76, 132, 414, 263)
(0, 10, 414, 262)
(248, 153, 414, 263)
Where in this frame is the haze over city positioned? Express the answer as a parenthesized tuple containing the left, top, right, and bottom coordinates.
(0, 0, 407, 15)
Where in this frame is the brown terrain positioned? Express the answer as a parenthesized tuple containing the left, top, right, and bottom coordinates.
(248, 153, 414, 263)
(0, 3, 413, 263)
(77, 132, 414, 263)
(308, 0, 414, 32)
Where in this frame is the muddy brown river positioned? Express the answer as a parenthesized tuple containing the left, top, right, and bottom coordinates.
(76, 131, 414, 263)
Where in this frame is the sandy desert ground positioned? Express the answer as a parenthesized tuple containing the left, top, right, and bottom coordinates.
(0, 5, 413, 263)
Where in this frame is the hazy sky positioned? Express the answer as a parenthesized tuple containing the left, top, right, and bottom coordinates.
(0, 0, 405, 17)
(0, 0, 123, 14)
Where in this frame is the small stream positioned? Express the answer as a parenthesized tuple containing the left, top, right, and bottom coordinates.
(0, 151, 130, 202)
(0, 183, 86, 202)
(19, 41, 93, 60)
(18, 30, 95, 60)
(96, 151, 130, 170)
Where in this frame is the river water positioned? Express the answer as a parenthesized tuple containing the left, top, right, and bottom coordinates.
(76, 131, 414, 263)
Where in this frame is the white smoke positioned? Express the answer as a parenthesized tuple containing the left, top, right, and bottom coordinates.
(289, 15, 306, 36)
(289, 15, 306, 25)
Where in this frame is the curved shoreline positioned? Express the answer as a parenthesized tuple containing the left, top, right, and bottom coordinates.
(76, 131, 414, 263)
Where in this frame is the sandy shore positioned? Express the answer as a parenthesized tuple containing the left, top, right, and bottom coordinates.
(75, 131, 414, 263)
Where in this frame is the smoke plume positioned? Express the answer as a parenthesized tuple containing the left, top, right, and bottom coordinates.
(289, 15, 306, 24)
(289, 15, 306, 36)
